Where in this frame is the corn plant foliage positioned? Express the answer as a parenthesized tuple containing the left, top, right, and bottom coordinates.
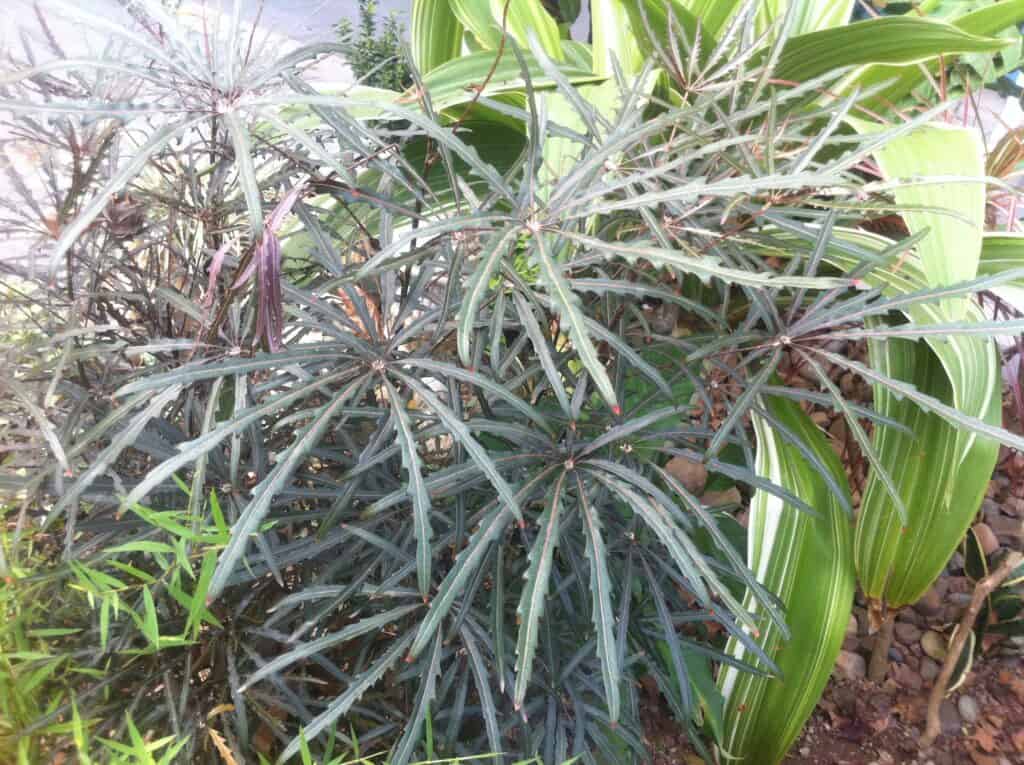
(3, 1, 1024, 764)
(718, 393, 855, 765)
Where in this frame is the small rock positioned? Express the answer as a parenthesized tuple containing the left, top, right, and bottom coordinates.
(846, 614, 859, 637)
(944, 604, 966, 623)
(914, 586, 944, 617)
(811, 411, 830, 426)
(921, 631, 947, 661)
(940, 699, 961, 735)
(982, 497, 1002, 522)
(700, 487, 742, 508)
(892, 662, 921, 690)
(889, 647, 904, 662)
(834, 649, 866, 681)
(971, 522, 1000, 556)
(988, 513, 1024, 543)
(920, 657, 940, 682)
(895, 622, 922, 644)
(957, 694, 980, 724)
(665, 455, 707, 495)
(1005, 496, 1024, 517)
(947, 552, 965, 573)
(840, 371, 856, 395)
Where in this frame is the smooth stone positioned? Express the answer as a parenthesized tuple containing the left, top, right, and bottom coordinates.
(940, 699, 961, 735)
(834, 649, 866, 681)
(921, 631, 948, 662)
(957, 694, 980, 724)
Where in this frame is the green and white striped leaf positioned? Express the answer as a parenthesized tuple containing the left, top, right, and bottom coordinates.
(591, 0, 644, 75)
(773, 16, 1008, 84)
(411, 0, 465, 74)
(414, 48, 605, 112)
(848, 119, 986, 320)
(719, 393, 854, 765)
(754, 0, 854, 37)
(836, 0, 1024, 114)
(854, 332, 1000, 609)
(449, 0, 563, 61)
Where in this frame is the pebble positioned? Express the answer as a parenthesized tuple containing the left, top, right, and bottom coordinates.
(665, 455, 707, 495)
(834, 649, 866, 681)
(895, 622, 922, 644)
(892, 662, 921, 690)
(940, 699, 961, 735)
(947, 552, 965, 573)
(699, 487, 742, 508)
(957, 694, 980, 724)
(988, 513, 1024, 544)
(920, 657, 940, 682)
(914, 586, 944, 617)
(971, 522, 1000, 556)
(889, 647, 904, 663)
(921, 631, 947, 661)
(846, 614, 859, 637)
(1005, 496, 1024, 517)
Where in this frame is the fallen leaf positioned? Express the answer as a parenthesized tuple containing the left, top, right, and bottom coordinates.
(1012, 727, 1024, 753)
(208, 728, 239, 765)
(998, 670, 1024, 702)
(967, 748, 1000, 765)
(972, 724, 998, 753)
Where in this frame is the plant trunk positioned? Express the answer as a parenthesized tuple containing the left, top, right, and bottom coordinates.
(868, 609, 896, 683)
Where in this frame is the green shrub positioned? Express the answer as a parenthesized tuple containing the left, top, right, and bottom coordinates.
(2, 1, 1024, 764)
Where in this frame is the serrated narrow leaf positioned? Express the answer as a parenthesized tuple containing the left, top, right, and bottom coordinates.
(277, 633, 413, 763)
(47, 385, 182, 526)
(562, 232, 852, 290)
(457, 226, 519, 366)
(48, 117, 204, 276)
(392, 371, 523, 523)
(208, 377, 365, 601)
(223, 110, 264, 239)
(514, 471, 566, 711)
(461, 624, 503, 760)
(813, 347, 1023, 451)
(799, 350, 908, 526)
(383, 378, 433, 597)
(531, 234, 619, 412)
(576, 473, 620, 722)
(514, 292, 572, 416)
(243, 605, 420, 693)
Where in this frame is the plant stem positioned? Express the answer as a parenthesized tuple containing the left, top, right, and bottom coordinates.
(921, 551, 1024, 748)
(868, 609, 896, 683)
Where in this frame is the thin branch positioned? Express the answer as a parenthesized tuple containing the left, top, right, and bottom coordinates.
(921, 551, 1024, 748)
